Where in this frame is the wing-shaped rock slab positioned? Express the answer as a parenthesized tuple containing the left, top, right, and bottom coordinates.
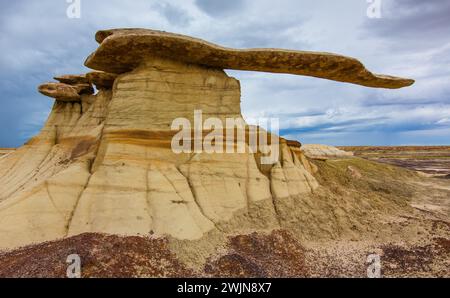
(85, 28, 414, 89)
(38, 82, 82, 102)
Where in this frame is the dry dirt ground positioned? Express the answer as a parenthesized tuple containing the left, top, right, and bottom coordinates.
(0, 156, 448, 278)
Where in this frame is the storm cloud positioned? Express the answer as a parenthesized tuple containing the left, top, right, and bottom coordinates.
(195, 0, 247, 17)
(0, 0, 449, 147)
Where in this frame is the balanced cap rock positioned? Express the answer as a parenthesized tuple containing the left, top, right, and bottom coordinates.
(0, 28, 414, 250)
(86, 28, 414, 88)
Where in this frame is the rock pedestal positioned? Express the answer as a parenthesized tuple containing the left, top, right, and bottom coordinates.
(0, 29, 414, 249)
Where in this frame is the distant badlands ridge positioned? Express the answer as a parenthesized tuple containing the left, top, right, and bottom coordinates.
(339, 146, 450, 176)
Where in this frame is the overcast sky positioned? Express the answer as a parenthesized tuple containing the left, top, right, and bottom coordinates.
(1, 0, 449, 147)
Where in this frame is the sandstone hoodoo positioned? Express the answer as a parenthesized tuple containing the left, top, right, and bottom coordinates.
(0, 29, 414, 248)
(4, 29, 447, 278)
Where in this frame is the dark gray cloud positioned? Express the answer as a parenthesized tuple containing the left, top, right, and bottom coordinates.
(280, 102, 450, 146)
(153, 2, 192, 27)
(363, 0, 450, 49)
(195, 0, 246, 17)
(223, 18, 309, 49)
(0, 0, 98, 146)
(354, 0, 450, 146)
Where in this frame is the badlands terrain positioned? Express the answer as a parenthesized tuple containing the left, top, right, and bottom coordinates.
(1, 152, 448, 277)
(340, 146, 450, 178)
(0, 29, 448, 277)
